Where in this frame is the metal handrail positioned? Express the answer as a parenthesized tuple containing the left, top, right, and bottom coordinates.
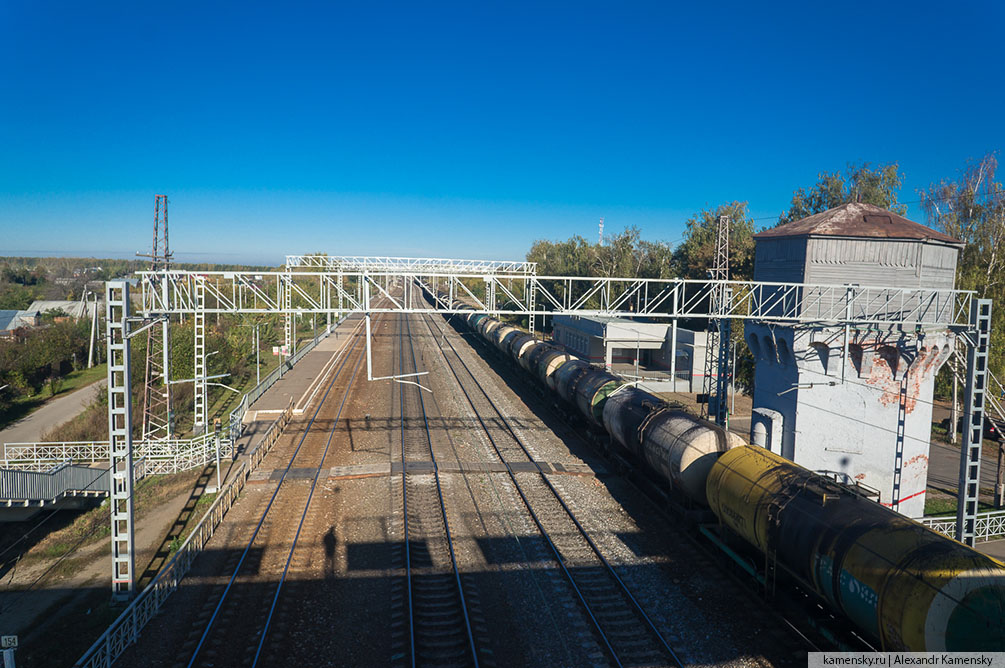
(921, 508, 1005, 543)
(1, 432, 222, 472)
(75, 399, 294, 668)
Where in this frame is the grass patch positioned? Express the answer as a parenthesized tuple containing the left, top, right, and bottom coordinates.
(924, 493, 998, 517)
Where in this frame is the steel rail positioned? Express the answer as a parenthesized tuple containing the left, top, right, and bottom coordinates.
(185, 320, 371, 668)
(251, 327, 367, 666)
(416, 299, 683, 668)
(399, 296, 480, 667)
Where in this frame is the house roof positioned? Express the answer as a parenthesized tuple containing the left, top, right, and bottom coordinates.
(754, 202, 961, 245)
(0, 310, 18, 331)
(27, 300, 95, 319)
(0, 310, 38, 332)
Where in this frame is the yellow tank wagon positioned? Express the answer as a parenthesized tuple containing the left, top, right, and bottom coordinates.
(706, 445, 1005, 651)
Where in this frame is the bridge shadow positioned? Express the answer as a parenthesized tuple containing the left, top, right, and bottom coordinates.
(137, 464, 215, 589)
(2, 541, 812, 668)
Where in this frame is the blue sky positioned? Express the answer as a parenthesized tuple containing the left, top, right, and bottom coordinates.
(1, 1, 1003, 266)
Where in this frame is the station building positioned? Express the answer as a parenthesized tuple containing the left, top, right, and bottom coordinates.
(551, 314, 709, 391)
(746, 202, 961, 517)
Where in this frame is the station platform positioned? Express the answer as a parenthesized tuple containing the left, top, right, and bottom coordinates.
(228, 314, 363, 466)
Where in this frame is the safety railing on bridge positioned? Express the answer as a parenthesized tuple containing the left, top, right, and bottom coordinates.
(921, 509, 1005, 543)
(1, 458, 147, 504)
(2, 433, 222, 473)
(75, 398, 294, 668)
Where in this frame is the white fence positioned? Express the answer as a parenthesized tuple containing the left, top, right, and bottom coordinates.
(1, 432, 225, 474)
(921, 509, 1005, 543)
(75, 400, 294, 668)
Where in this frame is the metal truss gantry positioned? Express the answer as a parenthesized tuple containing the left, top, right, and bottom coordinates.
(137, 270, 975, 329)
(285, 254, 537, 275)
(106, 281, 136, 601)
(103, 267, 989, 599)
(194, 276, 208, 431)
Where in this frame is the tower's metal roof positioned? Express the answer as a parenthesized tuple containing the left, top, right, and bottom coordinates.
(754, 202, 961, 245)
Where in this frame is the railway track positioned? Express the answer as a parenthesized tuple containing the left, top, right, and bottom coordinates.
(415, 299, 683, 668)
(425, 293, 851, 659)
(182, 316, 372, 668)
(389, 309, 485, 667)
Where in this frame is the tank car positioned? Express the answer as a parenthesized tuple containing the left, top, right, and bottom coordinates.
(536, 350, 577, 391)
(632, 408, 743, 505)
(573, 369, 622, 426)
(706, 445, 1005, 651)
(508, 333, 538, 364)
(479, 317, 503, 340)
(602, 386, 663, 457)
(523, 343, 553, 374)
(553, 359, 593, 402)
(493, 324, 519, 352)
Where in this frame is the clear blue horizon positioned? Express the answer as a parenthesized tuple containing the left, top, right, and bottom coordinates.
(2, 2, 1003, 266)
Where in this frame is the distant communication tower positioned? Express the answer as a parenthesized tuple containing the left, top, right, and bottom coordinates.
(598, 217, 604, 246)
(138, 195, 173, 440)
(702, 214, 731, 425)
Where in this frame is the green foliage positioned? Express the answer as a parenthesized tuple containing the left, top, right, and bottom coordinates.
(670, 201, 756, 280)
(526, 227, 675, 279)
(777, 162, 906, 226)
(921, 153, 1005, 399)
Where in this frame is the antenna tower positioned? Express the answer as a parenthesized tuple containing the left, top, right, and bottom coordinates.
(702, 214, 731, 425)
(598, 217, 604, 246)
(139, 194, 173, 440)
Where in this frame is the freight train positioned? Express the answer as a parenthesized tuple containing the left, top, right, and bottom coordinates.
(424, 286, 1005, 652)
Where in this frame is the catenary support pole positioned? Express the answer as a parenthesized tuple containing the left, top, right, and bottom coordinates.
(956, 298, 992, 546)
(105, 280, 135, 601)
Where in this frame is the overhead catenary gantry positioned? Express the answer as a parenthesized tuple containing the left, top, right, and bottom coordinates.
(104, 266, 989, 598)
(285, 254, 538, 275)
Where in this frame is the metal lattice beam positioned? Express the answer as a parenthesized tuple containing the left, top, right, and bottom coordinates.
(285, 254, 537, 274)
(138, 271, 975, 330)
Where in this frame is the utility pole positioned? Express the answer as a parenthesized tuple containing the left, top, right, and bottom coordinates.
(137, 195, 173, 440)
(255, 323, 261, 386)
(87, 292, 99, 368)
(702, 214, 731, 426)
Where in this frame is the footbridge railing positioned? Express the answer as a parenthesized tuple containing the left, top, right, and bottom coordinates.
(1, 458, 147, 504)
(2, 432, 223, 473)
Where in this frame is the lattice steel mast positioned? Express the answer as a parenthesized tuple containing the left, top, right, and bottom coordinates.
(138, 194, 173, 440)
(702, 215, 731, 425)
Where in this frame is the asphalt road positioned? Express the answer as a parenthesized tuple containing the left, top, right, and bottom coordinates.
(0, 379, 105, 446)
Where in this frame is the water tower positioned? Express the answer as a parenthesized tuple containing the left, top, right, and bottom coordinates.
(746, 202, 962, 517)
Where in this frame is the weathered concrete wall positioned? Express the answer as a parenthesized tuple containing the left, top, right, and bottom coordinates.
(747, 323, 953, 518)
